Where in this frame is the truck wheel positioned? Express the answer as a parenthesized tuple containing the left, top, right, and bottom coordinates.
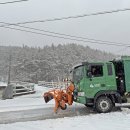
(95, 96, 113, 113)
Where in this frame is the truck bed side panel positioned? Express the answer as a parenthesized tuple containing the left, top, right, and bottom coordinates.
(123, 59, 130, 92)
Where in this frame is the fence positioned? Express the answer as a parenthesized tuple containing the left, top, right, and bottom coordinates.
(38, 81, 69, 88)
(10, 81, 35, 96)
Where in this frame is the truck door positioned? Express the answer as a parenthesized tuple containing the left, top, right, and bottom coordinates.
(85, 64, 106, 98)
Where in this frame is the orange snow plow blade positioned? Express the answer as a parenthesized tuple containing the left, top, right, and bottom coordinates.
(43, 82, 74, 113)
(44, 92, 53, 103)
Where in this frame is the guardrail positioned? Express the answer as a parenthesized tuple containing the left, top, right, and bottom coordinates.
(38, 81, 69, 88)
(10, 81, 35, 96)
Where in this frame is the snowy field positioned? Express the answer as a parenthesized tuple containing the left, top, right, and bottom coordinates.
(0, 83, 130, 130)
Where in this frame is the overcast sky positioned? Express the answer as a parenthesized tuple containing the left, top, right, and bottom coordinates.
(0, 0, 130, 55)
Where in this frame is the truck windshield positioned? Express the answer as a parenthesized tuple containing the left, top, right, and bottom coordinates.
(73, 65, 84, 83)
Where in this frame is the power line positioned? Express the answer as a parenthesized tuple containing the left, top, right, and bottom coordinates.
(0, 8, 129, 48)
(2, 26, 130, 47)
(0, 0, 29, 4)
(0, 21, 130, 46)
(0, 8, 130, 26)
(13, 25, 130, 46)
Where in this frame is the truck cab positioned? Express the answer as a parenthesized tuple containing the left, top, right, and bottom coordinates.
(71, 56, 130, 113)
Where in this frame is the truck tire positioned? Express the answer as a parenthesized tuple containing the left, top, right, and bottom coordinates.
(95, 96, 113, 113)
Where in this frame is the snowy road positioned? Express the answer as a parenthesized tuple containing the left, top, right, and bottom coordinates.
(0, 104, 95, 124)
(1, 109, 130, 130)
(0, 85, 124, 124)
(0, 85, 95, 124)
(1, 85, 130, 130)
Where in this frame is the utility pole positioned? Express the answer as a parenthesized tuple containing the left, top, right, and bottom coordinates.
(8, 52, 12, 85)
(2, 50, 13, 99)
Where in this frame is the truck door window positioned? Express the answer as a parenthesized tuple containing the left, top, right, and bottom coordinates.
(73, 66, 84, 83)
(107, 64, 113, 76)
(91, 65, 103, 77)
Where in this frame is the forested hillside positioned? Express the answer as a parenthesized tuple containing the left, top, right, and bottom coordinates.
(0, 44, 115, 83)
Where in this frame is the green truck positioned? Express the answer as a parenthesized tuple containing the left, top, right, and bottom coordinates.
(71, 56, 130, 113)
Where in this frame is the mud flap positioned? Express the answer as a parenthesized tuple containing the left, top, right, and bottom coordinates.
(44, 92, 53, 103)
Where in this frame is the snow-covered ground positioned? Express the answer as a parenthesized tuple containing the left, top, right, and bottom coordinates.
(1, 109, 130, 130)
(0, 82, 7, 87)
(0, 85, 54, 112)
(0, 84, 130, 130)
